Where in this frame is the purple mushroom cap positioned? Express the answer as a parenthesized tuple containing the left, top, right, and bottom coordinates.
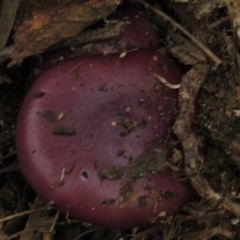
(93, 5, 159, 53)
(16, 49, 192, 229)
(39, 5, 159, 71)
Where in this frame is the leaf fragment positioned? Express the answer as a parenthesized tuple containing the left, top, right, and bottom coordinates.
(8, 0, 120, 66)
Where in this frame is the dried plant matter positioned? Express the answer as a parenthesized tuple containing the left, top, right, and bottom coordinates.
(224, 0, 240, 41)
(0, 0, 19, 50)
(137, 0, 222, 65)
(174, 63, 240, 220)
(8, 0, 120, 66)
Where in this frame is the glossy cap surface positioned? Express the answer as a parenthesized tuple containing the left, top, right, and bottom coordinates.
(16, 50, 191, 229)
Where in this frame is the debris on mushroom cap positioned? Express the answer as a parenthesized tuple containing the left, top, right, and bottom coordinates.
(16, 49, 192, 229)
(39, 5, 159, 71)
(93, 4, 159, 54)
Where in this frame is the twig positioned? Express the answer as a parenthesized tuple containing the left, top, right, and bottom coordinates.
(7, 228, 41, 240)
(49, 211, 60, 233)
(179, 210, 226, 221)
(165, 217, 177, 240)
(1, 151, 16, 160)
(151, 72, 181, 89)
(207, 16, 230, 30)
(0, 207, 46, 224)
(208, 173, 229, 209)
(137, 0, 222, 66)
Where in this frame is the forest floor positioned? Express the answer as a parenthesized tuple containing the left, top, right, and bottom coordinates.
(1, 0, 240, 239)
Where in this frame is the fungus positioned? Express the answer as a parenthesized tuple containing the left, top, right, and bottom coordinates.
(39, 5, 159, 71)
(16, 49, 193, 229)
(93, 5, 160, 53)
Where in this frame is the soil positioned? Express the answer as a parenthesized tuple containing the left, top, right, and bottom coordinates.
(1, 0, 240, 239)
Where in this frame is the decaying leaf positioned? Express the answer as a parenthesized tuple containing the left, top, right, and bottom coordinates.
(181, 225, 233, 240)
(119, 190, 139, 209)
(168, 33, 207, 65)
(0, 74, 12, 84)
(8, 0, 120, 66)
(0, 0, 19, 50)
(224, 0, 240, 41)
(19, 196, 58, 240)
(0, 230, 8, 240)
(193, 0, 224, 20)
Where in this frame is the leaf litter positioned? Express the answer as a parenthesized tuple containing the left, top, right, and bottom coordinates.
(8, 0, 120, 66)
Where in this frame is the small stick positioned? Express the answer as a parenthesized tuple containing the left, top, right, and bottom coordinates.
(137, 0, 222, 66)
(7, 228, 41, 240)
(151, 72, 181, 89)
(207, 16, 230, 30)
(49, 211, 60, 233)
(0, 207, 46, 223)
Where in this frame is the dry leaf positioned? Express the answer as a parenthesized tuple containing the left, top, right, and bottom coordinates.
(9, 0, 120, 66)
(0, 0, 19, 50)
(119, 190, 139, 209)
(0, 230, 8, 240)
(19, 196, 58, 240)
(0, 74, 12, 84)
(193, 0, 224, 19)
(224, 0, 240, 40)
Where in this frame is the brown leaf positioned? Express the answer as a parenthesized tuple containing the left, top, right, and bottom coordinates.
(224, 0, 240, 41)
(19, 196, 58, 240)
(119, 190, 139, 209)
(0, 230, 8, 240)
(8, 0, 120, 66)
(0, 0, 20, 50)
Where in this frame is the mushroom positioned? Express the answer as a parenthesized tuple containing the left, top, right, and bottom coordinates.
(39, 5, 159, 71)
(16, 49, 193, 229)
(93, 4, 160, 53)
